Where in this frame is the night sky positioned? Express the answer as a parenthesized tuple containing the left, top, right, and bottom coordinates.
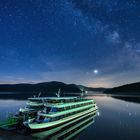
(0, 0, 140, 87)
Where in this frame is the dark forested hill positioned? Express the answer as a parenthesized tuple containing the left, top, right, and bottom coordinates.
(0, 81, 81, 93)
(105, 82, 140, 94)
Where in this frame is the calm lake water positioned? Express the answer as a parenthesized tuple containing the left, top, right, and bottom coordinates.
(0, 93, 140, 140)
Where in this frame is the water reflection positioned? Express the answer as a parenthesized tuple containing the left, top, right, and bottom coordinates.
(77, 95, 140, 140)
(1, 94, 140, 140)
(31, 110, 98, 140)
(0, 100, 26, 121)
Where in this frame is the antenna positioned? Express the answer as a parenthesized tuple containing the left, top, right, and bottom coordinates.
(56, 88, 61, 98)
(38, 92, 41, 97)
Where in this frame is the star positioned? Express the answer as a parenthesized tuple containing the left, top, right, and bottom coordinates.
(93, 69, 99, 75)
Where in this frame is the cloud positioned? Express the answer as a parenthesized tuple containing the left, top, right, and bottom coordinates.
(106, 31, 121, 44)
(136, 50, 140, 53)
(0, 75, 42, 84)
(124, 42, 140, 68)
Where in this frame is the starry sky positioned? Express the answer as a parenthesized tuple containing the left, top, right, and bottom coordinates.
(0, 0, 140, 87)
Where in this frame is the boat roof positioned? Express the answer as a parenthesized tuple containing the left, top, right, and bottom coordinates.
(28, 97, 78, 101)
(45, 99, 94, 108)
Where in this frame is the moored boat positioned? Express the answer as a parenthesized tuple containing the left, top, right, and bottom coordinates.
(24, 96, 98, 130)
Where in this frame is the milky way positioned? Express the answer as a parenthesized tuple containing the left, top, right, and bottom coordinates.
(0, 0, 139, 87)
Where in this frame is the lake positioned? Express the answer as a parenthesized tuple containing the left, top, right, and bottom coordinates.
(0, 93, 140, 140)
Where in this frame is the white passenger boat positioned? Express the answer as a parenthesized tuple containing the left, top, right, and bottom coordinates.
(24, 95, 98, 130)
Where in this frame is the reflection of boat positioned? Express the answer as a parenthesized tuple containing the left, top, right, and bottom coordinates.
(24, 95, 98, 130)
(31, 109, 98, 139)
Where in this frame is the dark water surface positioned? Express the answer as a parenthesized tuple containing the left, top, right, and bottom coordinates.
(0, 93, 140, 140)
(78, 95, 140, 140)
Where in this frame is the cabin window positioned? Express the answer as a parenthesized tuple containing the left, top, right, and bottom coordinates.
(44, 117, 51, 122)
(57, 108, 62, 111)
(46, 107, 51, 113)
(50, 107, 58, 112)
(38, 116, 45, 120)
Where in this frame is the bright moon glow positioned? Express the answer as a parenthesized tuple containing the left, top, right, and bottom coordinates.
(93, 69, 98, 74)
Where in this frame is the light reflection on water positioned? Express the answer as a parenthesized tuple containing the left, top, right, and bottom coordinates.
(0, 100, 26, 120)
(0, 94, 140, 140)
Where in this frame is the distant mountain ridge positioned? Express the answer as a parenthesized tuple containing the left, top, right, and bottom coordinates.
(0, 81, 108, 99)
(105, 82, 140, 94)
(0, 81, 108, 93)
(0, 81, 81, 93)
(0, 81, 139, 94)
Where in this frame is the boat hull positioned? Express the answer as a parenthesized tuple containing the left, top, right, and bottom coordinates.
(31, 110, 97, 138)
(26, 106, 98, 130)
